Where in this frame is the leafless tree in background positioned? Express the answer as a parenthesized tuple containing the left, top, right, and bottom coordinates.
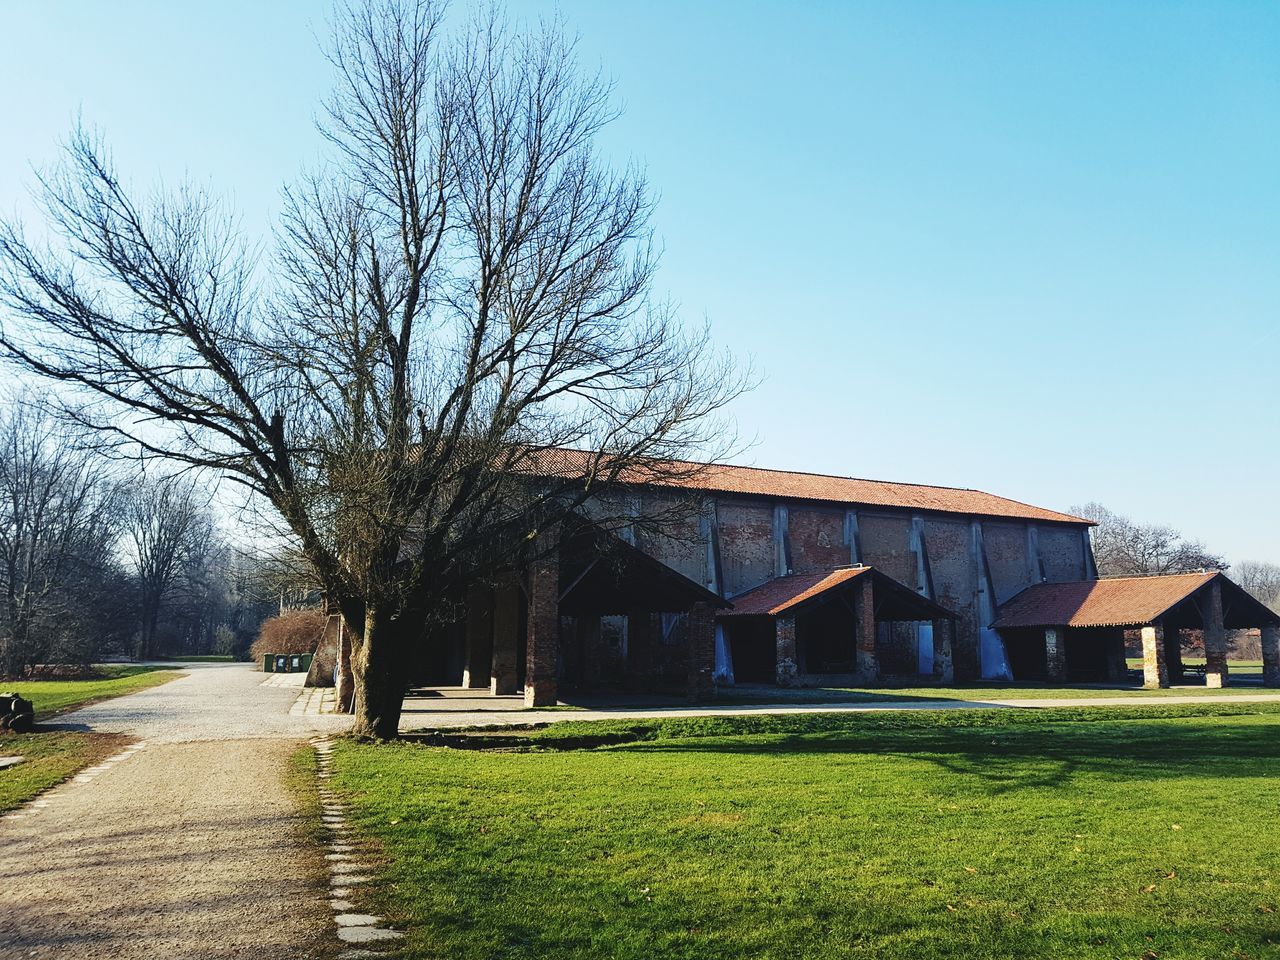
(1231, 560, 1280, 612)
(0, 1, 747, 735)
(0, 404, 125, 675)
(1073, 502, 1227, 577)
(123, 477, 214, 659)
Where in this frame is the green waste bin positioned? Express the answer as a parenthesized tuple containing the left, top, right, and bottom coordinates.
(263, 653, 314, 673)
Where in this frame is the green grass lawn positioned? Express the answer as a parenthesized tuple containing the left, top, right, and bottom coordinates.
(3, 665, 180, 717)
(330, 704, 1280, 959)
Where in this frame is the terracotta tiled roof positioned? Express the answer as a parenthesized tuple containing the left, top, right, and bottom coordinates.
(993, 573, 1219, 629)
(527, 448, 1092, 525)
(719, 567, 872, 618)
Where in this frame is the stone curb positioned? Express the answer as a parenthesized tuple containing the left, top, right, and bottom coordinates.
(311, 737, 404, 958)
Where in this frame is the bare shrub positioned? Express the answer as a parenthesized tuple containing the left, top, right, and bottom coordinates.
(250, 609, 326, 667)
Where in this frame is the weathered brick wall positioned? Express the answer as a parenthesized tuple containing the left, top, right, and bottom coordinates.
(982, 521, 1033, 603)
(634, 491, 705, 586)
(1038, 525, 1088, 582)
(716, 499, 774, 596)
(788, 507, 847, 574)
(858, 512, 914, 584)
(913, 518, 976, 680)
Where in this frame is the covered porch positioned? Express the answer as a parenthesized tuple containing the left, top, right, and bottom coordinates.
(716, 565, 957, 687)
(993, 571, 1280, 689)
(456, 524, 727, 706)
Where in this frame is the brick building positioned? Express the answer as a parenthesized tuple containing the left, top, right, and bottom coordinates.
(321, 452, 1280, 705)
(408, 454, 1142, 706)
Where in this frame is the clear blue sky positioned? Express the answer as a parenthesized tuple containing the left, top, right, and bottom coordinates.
(2, 2, 1277, 562)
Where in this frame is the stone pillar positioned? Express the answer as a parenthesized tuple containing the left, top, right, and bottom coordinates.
(462, 583, 493, 689)
(1163, 624, 1184, 684)
(524, 533, 560, 708)
(1261, 625, 1280, 687)
(855, 575, 878, 683)
(931, 618, 954, 683)
(687, 602, 715, 702)
(775, 615, 798, 687)
(1044, 626, 1066, 683)
(1203, 580, 1228, 688)
(335, 616, 355, 712)
(489, 573, 520, 695)
(1141, 624, 1168, 689)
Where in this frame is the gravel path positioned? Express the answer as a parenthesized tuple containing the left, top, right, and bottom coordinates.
(60, 661, 351, 742)
(0, 663, 351, 959)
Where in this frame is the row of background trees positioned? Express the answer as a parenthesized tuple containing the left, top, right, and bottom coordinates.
(0, 399, 295, 677)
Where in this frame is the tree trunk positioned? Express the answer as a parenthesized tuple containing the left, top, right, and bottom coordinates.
(349, 604, 408, 739)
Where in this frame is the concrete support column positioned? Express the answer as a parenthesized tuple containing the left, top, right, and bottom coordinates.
(462, 584, 493, 689)
(524, 533, 560, 708)
(931, 618, 954, 683)
(489, 574, 520, 695)
(1163, 624, 1184, 684)
(775, 615, 798, 687)
(1261, 625, 1280, 687)
(687, 602, 715, 702)
(1141, 624, 1168, 689)
(855, 575, 878, 683)
(1203, 580, 1228, 688)
(1044, 626, 1066, 683)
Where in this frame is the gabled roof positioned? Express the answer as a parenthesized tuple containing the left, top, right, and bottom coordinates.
(526, 448, 1092, 526)
(721, 568, 870, 617)
(557, 524, 727, 615)
(719, 566, 955, 621)
(992, 572, 1280, 629)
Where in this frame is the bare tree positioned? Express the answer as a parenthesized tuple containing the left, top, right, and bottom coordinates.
(1072, 502, 1227, 577)
(0, 402, 124, 675)
(123, 476, 214, 659)
(1232, 560, 1280, 612)
(0, 1, 746, 735)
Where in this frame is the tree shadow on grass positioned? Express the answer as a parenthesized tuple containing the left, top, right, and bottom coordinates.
(624, 721, 1280, 791)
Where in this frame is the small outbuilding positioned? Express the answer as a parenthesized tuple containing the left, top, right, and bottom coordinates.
(716, 565, 957, 687)
(992, 571, 1280, 689)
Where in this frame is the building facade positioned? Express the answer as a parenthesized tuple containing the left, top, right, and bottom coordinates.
(407, 458, 1106, 705)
